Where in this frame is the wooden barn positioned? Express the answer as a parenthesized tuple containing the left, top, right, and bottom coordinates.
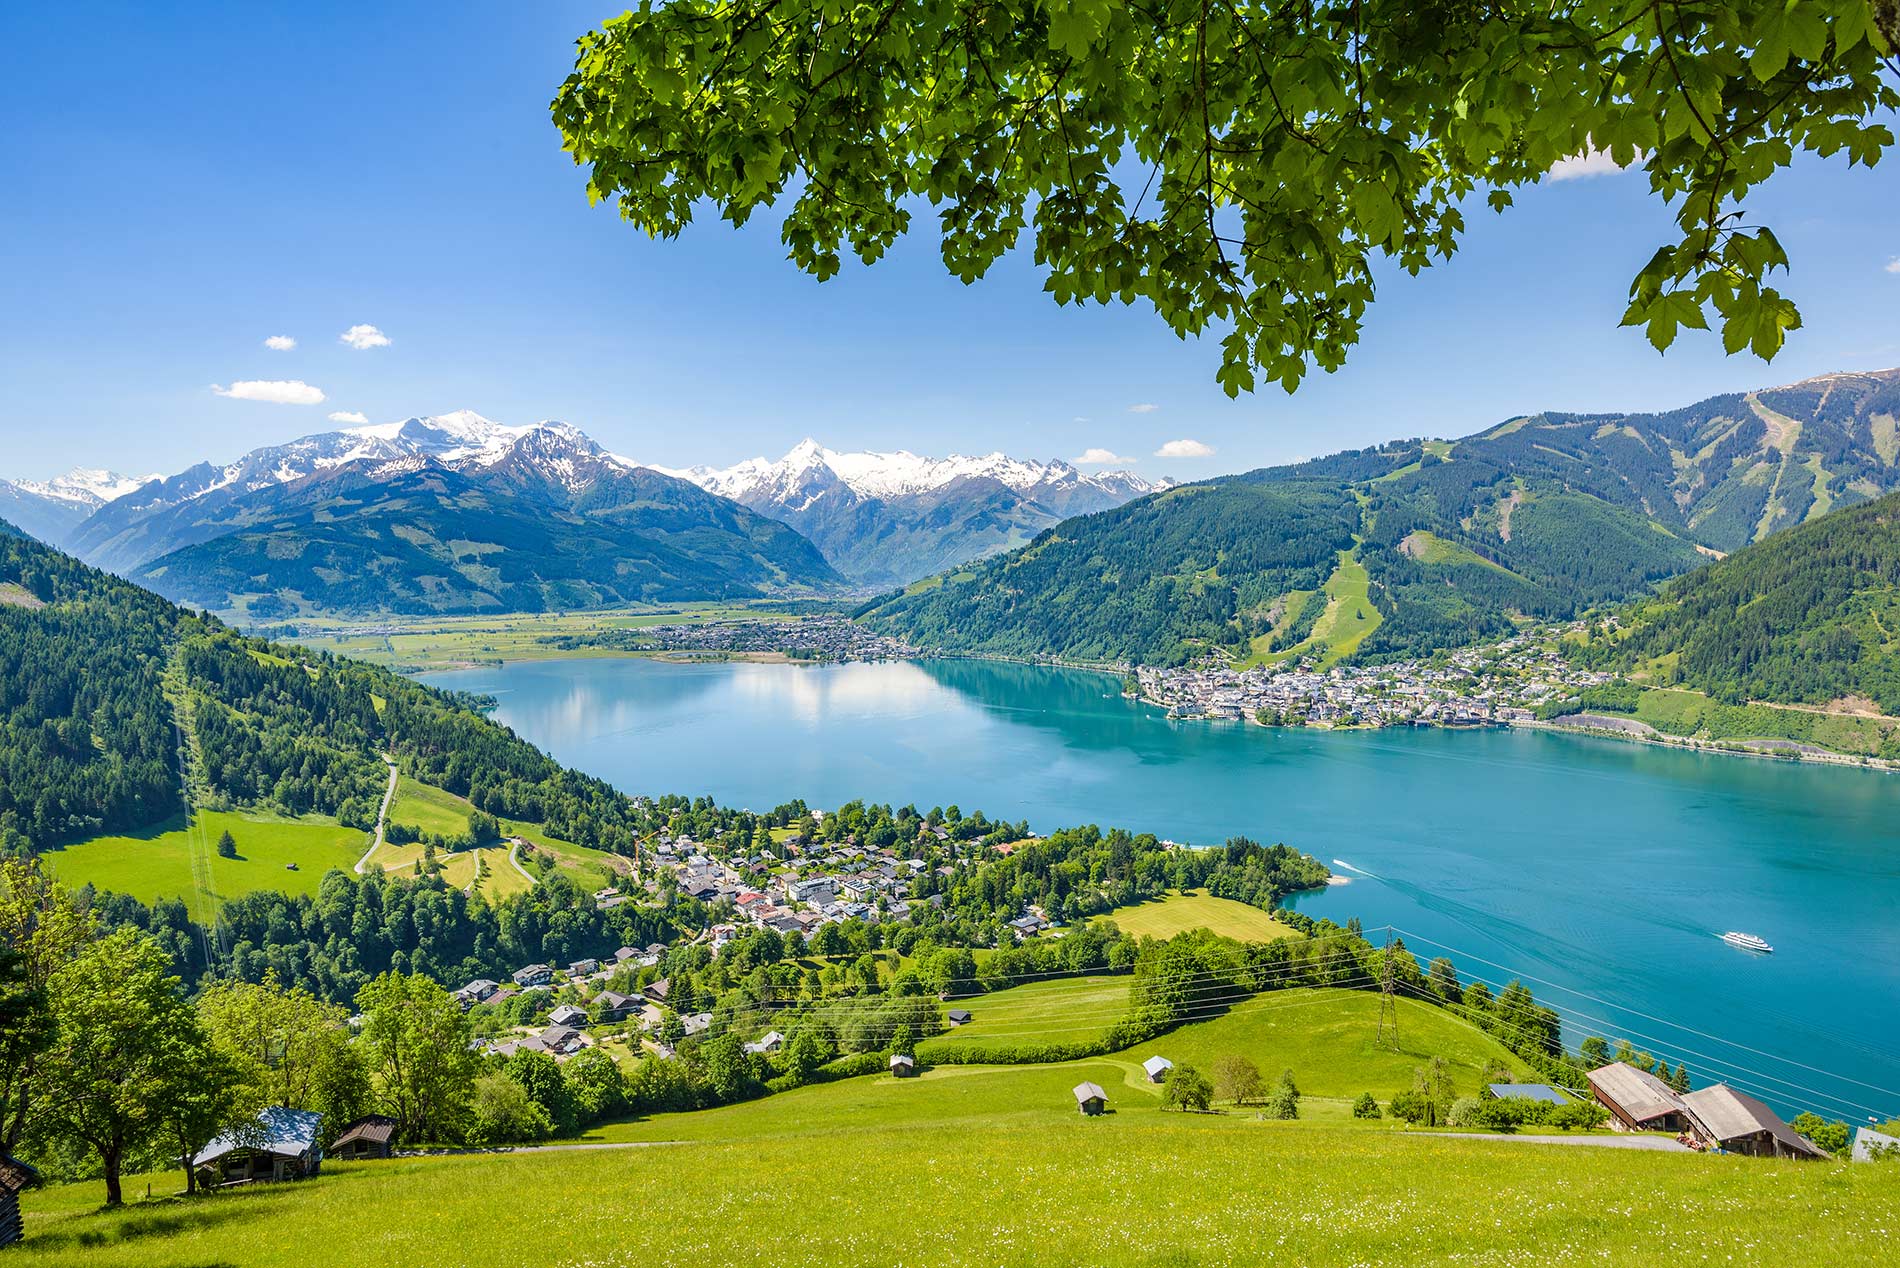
(1143, 1056, 1173, 1084)
(330, 1115, 397, 1161)
(0, 1153, 40, 1248)
(194, 1107, 324, 1186)
(1073, 1081, 1108, 1116)
(1681, 1085, 1829, 1160)
(890, 1053, 917, 1078)
(1586, 1062, 1689, 1132)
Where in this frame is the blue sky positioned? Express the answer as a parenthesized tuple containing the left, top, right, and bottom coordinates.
(3, 3, 1896, 484)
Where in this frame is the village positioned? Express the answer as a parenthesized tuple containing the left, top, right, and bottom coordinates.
(548, 616, 921, 662)
(1131, 633, 1618, 730)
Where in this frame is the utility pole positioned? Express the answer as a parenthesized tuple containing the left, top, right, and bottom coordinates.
(1376, 926, 1399, 1051)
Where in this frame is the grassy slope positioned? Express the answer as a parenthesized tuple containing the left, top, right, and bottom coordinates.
(41, 809, 364, 905)
(25, 1096, 1897, 1267)
(926, 976, 1132, 1050)
(369, 777, 622, 895)
(1097, 890, 1299, 943)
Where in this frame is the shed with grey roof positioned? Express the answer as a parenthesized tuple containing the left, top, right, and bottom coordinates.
(1852, 1127, 1900, 1162)
(1073, 1081, 1108, 1116)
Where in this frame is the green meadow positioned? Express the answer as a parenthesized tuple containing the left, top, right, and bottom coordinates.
(22, 1106, 1897, 1268)
(924, 975, 1134, 1050)
(41, 810, 365, 906)
(1098, 889, 1300, 943)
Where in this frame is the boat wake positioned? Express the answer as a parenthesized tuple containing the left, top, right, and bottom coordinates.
(1331, 858, 1377, 879)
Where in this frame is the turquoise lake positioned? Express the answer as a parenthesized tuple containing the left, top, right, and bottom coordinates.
(423, 655, 1900, 1123)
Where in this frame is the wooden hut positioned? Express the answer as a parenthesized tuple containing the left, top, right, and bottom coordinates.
(0, 1154, 40, 1248)
(1585, 1062, 1688, 1132)
(194, 1107, 324, 1185)
(1073, 1081, 1108, 1116)
(890, 1053, 917, 1078)
(330, 1115, 397, 1161)
(1142, 1056, 1173, 1084)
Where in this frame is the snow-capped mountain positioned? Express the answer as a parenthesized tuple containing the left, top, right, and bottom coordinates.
(677, 439, 1164, 505)
(31, 416, 1171, 596)
(0, 467, 156, 547)
(64, 412, 647, 573)
(668, 440, 1173, 586)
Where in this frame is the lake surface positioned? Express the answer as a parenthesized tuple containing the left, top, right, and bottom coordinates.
(424, 656, 1900, 1123)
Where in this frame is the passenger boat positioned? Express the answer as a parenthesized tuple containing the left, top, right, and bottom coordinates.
(1720, 931, 1773, 953)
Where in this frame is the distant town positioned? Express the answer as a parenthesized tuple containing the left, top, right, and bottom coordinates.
(1131, 634, 1615, 731)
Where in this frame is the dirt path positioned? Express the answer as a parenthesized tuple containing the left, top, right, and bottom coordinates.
(353, 757, 400, 875)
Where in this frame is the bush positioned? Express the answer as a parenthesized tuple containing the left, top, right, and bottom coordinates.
(1445, 1096, 1484, 1128)
(468, 1073, 553, 1145)
(1387, 1090, 1428, 1124)
(1265, 1086, 1299, 1120)
(1351, 1092, 1381, 1120)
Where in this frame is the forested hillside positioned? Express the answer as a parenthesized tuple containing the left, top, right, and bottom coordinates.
(867, 370, 1900, 666)
(0, 526, 651, 856)
(1578, 491, 1900, 714)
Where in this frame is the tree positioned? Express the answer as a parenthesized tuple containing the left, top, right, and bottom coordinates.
(552, 2, 1897, 397)
(1265, 1084, 1299, 1120)
(1351, 1092, 1382, 1120)
(562, 1048, 627, 1126)
(197, 975, 370, 1136)
(702, 1033, 757, 1104)
(1789, 1112, 1851, 1155)
(35, 928, 214, 1206)
(216, 829, 238, 859)
(1426, 957, 1461, 1001)
(0, 859, 93, 1154)
(505, 1050, 577, 1136)
(355, 972, 478, 1144)
(1212, 1053, 1261, 1106)
(1161, 1063, 1213, 1112)
(467, 1073, 552, 1146)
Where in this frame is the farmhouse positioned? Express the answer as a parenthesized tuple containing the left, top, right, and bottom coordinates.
(1073, 1081, 1108, 1116)
(744, 1031, 785, 1055)
(330, 1116, 396, 1161)
(194, 1107, 324, 1185)
(539, 1025, 586, 1056)
(453, 979, 499, 1009)
(890, 1053, 917, 1077)
(568, 958, 600, 976)
(548, 1003, 589, 1028)
(643, 977, 672, 1003)
(513, 964, 554, 988)
(1680, 1085, 1829, 1159)
(594, 991, 637, 1022)
(1143, 1056, 1173, 1083)
(1586, 1063, 1689, 1131)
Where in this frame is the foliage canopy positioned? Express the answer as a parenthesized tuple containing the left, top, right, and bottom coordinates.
(553, 0, 1896, 392)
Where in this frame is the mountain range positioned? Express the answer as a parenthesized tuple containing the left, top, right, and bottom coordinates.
(865, 368, 1900, 666)
(666, 441, 1170, 586)
(5, 415, 1167, 614)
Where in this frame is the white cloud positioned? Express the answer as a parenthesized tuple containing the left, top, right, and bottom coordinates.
(210, 379, 326, 405)
(1154, 438, 1215, 459)
(1548, 148, 1633, 181)
(1886, 257, 1900, 275)
(339, 323, 391, 350)
(263, 334, 297, 351)
(328, 410, 369, 424)
(1075, 447, 1135, 465)
(1127, 402, 1160, 414)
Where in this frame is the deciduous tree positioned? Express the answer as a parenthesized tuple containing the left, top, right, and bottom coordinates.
(553, 1, 1897, 394)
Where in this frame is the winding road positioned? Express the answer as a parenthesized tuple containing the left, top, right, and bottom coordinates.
(352, 757, 400, 876)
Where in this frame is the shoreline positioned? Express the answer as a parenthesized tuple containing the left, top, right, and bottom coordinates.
(410, 640, 1897, 777)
